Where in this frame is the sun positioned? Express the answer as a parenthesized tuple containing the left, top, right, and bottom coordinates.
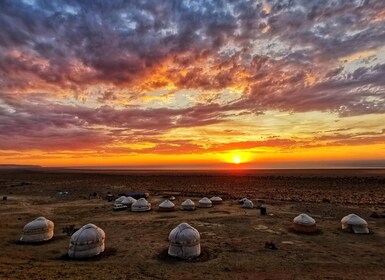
(232, 155, 241, 164)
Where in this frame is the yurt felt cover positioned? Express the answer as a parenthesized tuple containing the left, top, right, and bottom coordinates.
(121, 196, 137, 205)
(168, 223, 201, 259)
(293, 214, 316, 225)
(68, 223, 105, 258)
(20, 217, 54, 242)
(159, 199, 175, 208)
(131, 198, 151, 211)
(115, 196, 126, 203)
(182, 199, 195, 206)
(199, 197, 212, 206)
(242, 199, 254, 208)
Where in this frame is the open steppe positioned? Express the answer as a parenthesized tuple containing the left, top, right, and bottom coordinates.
(1, 169, 385, 279)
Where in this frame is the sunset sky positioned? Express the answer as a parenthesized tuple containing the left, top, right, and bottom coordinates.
(1, 0, 385, 168)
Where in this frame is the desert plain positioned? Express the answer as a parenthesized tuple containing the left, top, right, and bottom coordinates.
(1, 168, 385, 280)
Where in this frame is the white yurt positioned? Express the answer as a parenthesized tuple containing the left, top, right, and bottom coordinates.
(158, 199, 175, 212)
(210, 196, 223, 205)
(341, 214, 369, 234)
(121, 196, 137, 207)
(68, 224, 105, 258)
(20, 217, 54, 243)
(293, 213, 317, 233)
(168, 223, 201, 259)
(242, 199, 254, 209)
(239, 198, 248, 204)
(198, 197, 212, 208)
(131, 198, 151, 212)
(115, 195, 126, 204)
(181, 199, 196, 211)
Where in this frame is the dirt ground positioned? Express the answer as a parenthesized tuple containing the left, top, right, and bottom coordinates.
(1, 169, 385, 280)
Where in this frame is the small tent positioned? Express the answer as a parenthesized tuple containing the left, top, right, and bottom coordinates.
(198, 197, 212, 208)
(210, 196, 223, 205)
(68, 223, 105, 258)
(293, 213, 317, 233)
(131, 198, 151, 212)
(181, 199, 196, 211)
(20, 217, 54, 243)
(121, 196, 137, 208)
(239, 198, 248, 204)
(242, 199, 254, 209)
(341, 214, 369, 234)
(168, 223, 201, 259)
(115, 196, 126, 204)
(158, 199, 175, 212)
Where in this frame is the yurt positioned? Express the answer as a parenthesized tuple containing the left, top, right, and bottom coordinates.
(168, 223, 201, 259)
(181, 199, 196, 211)
(198, 197, 212, 208)
(115, 195, 126, 204)
(131, 198, 151, 212)
(210, 196, 223, 205)
(121, 196, 137, 207)
(158, 199, 176, 212)
(239, 198, 248, 204)
(68, 224, 105, 258)
(20, 217, 54, 243)
(292, 213, 317, 233)
(242, 199, 254, 209)
(341, 214, 369, 234)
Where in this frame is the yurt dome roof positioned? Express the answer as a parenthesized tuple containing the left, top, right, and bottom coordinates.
(132, 197, 150, 207)
(242, 199, 254, 208)
(341, 214, 367, 225)
(182, 199, 195, 206)
(115, 196, 126, 203)
(293, 213, 316, 225)
(210, 196, 222, 202)
(159, 199, 175, 208)
(199, 197, 211, 204)
(121, 196, 137, 205)
(169, 223, 200, 244)
(23, 217, 53, 231)
(239, 198, 248, 204)
(70, 224, 105, 245)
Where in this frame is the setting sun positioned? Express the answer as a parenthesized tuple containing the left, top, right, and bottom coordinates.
(233, 155, 241, 164)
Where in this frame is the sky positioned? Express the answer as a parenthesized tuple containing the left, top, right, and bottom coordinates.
(1, 0, 385, 169)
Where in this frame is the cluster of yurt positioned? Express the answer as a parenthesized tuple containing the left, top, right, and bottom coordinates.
(159, 196, 223, 210)
(291, 213, 369, 234)
(168, 223, 201, 260)
(20, 217, 54, 243)
(68, 223, 106, 258)
(112, 195, 226, 212)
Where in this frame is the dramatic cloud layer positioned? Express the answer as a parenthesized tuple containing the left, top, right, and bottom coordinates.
(1, 0, 385, 167)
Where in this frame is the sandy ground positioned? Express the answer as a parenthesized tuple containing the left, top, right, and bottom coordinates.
(1, 169, 385, 279)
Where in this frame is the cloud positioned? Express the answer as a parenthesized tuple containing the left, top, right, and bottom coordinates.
(1, 0, 385, 159)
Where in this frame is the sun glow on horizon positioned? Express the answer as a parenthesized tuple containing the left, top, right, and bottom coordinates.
(233, 154, 241, 164)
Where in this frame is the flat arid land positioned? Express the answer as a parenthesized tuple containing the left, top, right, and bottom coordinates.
(1, 169, 385, 280)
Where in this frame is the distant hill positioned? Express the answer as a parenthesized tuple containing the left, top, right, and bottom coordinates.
(0, 164, 42, 169)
